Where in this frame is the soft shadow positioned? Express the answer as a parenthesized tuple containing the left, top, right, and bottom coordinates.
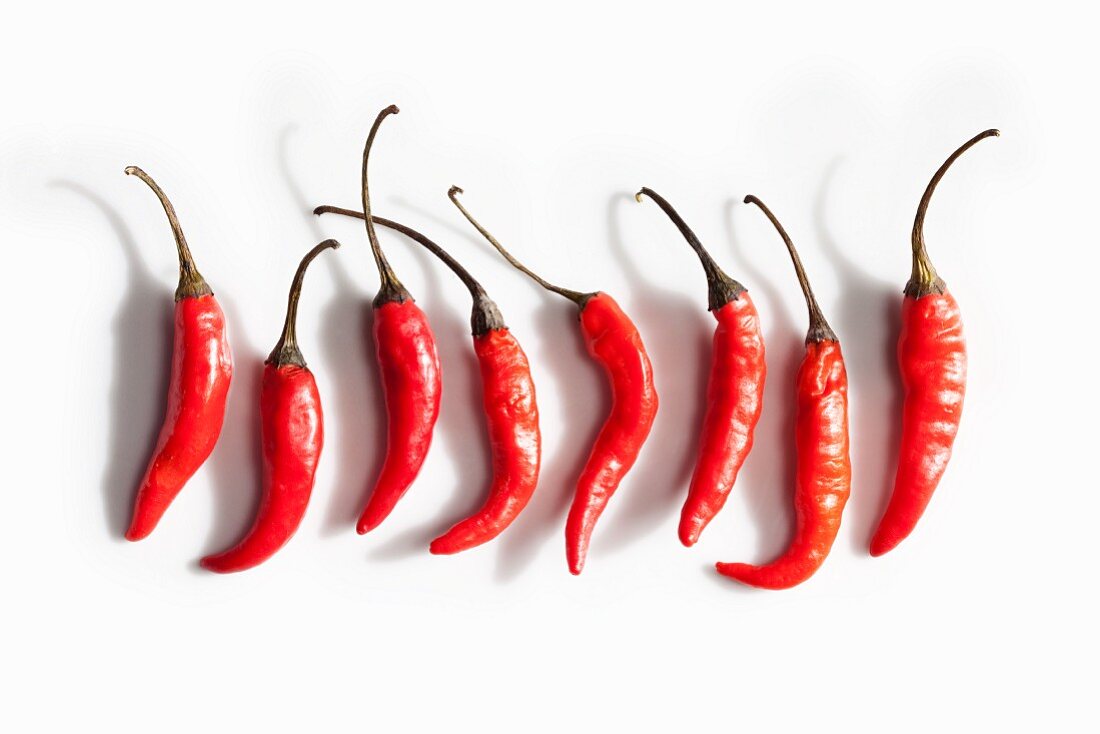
(720, 197, 802, 564)
(812, 159, 902, 552)
(51, 180, 171, 540)
(595, 192, 711, 559)
(276, 125, 384, 537)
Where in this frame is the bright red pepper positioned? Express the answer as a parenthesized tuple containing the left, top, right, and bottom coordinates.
(123, 166, 233, 541)
(636, 188, 766, 547)
(870, 129, 998, 557)
(312, 209, 542, 554)
(716, 196, 850, 590)
(448, 188, 658, 575)
(351, 106, 443, 535)
(201, 239, 339, 573)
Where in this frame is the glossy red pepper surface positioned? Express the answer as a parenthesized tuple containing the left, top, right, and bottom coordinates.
(565, 292, 658, 574)
(635, 188, 765, 547)
(202, 240, 338, 572)
(124, 166, 232, 541)
(717, 340, 850, 588)
(717, 196, 850, 590)
(871, 129, 996, 556)
(359, 299, 442, 533)
(681, 295, 766, 546)
(432, 328, 541, 554)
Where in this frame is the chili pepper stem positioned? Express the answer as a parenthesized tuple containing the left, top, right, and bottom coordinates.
(907, 129, 1000, 298)
(124, 166, 213, 300)
(313, 207, 506, 336)
(744, 195, 836, 343)
(360, 105, 412, 307)
(635, 187, 746, 310)
(447, 186, 595, 307)
(269, 239, 341, 367)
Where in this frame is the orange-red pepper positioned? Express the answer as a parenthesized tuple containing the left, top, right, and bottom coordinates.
(871, 129, 998, 556)
(716, 196, 850, 590)
(123, 166, 233, 541)
(448, 188, 658, 575)
(636, 188, 766, 547)
(202, 240, 339, 572)
(351, 106, 443, 535)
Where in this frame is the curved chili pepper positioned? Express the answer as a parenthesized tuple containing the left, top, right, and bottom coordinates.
(635, 188, 766, 547)
(448, 188, 658, 575)
(201, 240, 340, 573)
(313, 208, 542, 554)
(716, 196, 850, 590)
(353, 106, 443, 535)
(123, 166, 233, 541)
(870, 129, 998, 557)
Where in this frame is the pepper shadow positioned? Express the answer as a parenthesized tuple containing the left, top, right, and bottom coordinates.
(50, 180, 171, 540)
(714, 196, 802, 571)
(595, 192, 711, 559)
(275, 125, 384, 538)
(373, 197, 600, 577)
(811, 159, 902, 552)
(364, 223, 491, 562)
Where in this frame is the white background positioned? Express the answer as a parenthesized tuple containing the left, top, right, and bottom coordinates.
(1, 1, 1094, 731)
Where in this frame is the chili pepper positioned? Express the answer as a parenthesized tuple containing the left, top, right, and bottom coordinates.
(314, 207, 542, 554)
(635, 188, 766, 547)
(716, 196, 850, 590)
(353, 105, 443, 535)
(123, 166, 233, 541)
(201, 239, 340, 573)
(447, 187, 658, 575)
(870, 129, 998, 557)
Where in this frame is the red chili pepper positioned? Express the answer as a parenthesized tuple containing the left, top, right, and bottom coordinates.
(201, 239, 340, 573)
(716, 196, 850, 590)
(447, 188, 658, 575)
(123, 166, 233, 541)
(635, 188, 766, 547)
(313, 208, 542, 554)
(870, 129, 998, 557)
(353, 106, 443, 535)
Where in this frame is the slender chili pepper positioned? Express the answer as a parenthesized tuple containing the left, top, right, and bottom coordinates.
(201, 240, 340, 573)
(354, 106, 443, 535)
(123, 166, 233, 541)
(313, 207, 542, 554)
(636, 188, 766, 547)
(870, 129, 998, 557)
(447, 187, 658, 575)
(716, 196, 850, 590)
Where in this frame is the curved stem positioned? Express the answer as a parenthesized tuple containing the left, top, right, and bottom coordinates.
(744, 195, 836, 343)
(314, 206, 506, 335)
(124, 166, 211, 300)
(269, 239, 341, 367)
(635, 187, 745, 310)
(447, 186, 591, 306)
(361, 105, 410, 306)
(908, 128, 1000, 297)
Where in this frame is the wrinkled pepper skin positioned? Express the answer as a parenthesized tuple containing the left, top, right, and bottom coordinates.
(680, 294, 766, 547)
(431, 328, 541, 554)
(358, 299, 442, 533)
(126, 295, 233, 541)
(717, 340, 850, 589)
(201, 363, 323, 572)
(565, 293, 659, 575)
(870, 292, 965, 556)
